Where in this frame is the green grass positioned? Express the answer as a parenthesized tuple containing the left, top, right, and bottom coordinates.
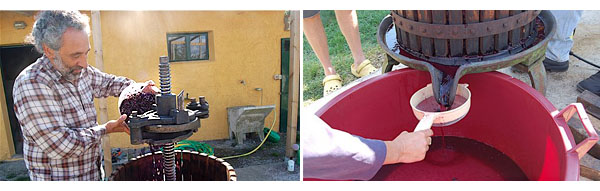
(303, 10, 390, 101)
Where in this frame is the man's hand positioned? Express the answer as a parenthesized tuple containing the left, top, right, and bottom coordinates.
(105, 114, 130, 135)
(141, 80, 160, 94)
(383, 129, 433, 165)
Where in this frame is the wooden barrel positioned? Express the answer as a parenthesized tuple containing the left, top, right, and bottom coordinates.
(391, 10, 541, 64)
(110, 150, 236, 181)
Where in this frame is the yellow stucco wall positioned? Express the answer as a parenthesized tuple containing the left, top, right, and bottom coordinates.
(0, 11, 289, 160)
(0, 12, 35, 46)
(100, 11, 289, 148)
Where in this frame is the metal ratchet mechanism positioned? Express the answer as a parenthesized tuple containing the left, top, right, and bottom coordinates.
(127, 56, 209, 181)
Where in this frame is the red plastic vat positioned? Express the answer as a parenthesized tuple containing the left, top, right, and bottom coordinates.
(309, 69, 598, 181)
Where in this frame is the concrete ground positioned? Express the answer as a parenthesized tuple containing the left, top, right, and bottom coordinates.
(305, 10, 600, 180)
(235, 161, 299, 181)
(0, 159, 29, 181)
(206, 133, 300, 181)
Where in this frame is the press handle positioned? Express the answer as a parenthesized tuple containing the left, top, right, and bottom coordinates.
(555, 103, 599, 159)
(414, 113, 438, 132)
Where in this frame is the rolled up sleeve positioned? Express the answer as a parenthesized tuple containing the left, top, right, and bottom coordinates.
(88, 66, 134, 98)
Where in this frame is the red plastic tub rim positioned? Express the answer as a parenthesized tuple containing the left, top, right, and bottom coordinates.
(311, 68, 598, 181)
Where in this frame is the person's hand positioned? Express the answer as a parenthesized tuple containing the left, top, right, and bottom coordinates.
(383, 129, 433, 165)
(141, 80, 159, 95)
(105, 114, 130, 135)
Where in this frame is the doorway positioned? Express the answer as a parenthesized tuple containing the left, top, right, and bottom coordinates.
(0, 45, 42, 155)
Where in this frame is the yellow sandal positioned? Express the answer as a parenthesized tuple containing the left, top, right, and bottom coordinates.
(351, 60, 377, 78)
(322, 74, 342, 96)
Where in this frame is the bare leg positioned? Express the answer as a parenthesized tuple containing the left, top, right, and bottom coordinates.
(303, 13, 336, 76)
(335, 10, 367, 68)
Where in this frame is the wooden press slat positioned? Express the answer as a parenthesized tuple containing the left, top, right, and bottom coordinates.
(495, 10, 509, 51)
(465, 10, 479, 56)
(206, 156, 213, 180)
(405, 10, 421, 52)
(195, 152, 206, 181)
(509, 10, 522, 46)
(395, 20, 402, 46)
(395, 24, 402, 46)
(393, 11, 402, 45)
(156, 156, 164, 181)
(523, 13, 531, 41)
(480, 10, 495, 54)
(217, 161, 227, 181)
(202, 153, 212, 180)
(398, 11, 410, 49)
(432, 10, 448, 57)
(448, 10, 463, 56)
(175, 152, 182, 181)
(528, 13, 537, 43)
(180, 152, 190, 181)
(418, 10, 433, 56)
(523, 22, 531, 40)
(128, 158, 137, 180)
(530, 14, 537, 37)
(209, 156, 217, 180)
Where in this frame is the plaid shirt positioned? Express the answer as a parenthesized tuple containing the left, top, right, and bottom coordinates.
(13, 55, 133, 181)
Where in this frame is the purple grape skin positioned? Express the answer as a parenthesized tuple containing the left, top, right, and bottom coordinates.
(120, 92, 156, 117)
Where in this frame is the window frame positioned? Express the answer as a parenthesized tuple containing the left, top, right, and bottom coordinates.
(167, 32, 209, 62)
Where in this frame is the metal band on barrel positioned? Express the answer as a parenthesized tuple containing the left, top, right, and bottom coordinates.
(391, 10, 541, 39)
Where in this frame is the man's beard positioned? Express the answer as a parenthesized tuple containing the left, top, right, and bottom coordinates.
(53, 54, 83, 82)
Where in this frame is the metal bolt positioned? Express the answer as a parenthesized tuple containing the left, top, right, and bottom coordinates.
(503, 23, 508, 28)
(159, 56, 171, 95)
(399, 21, 403, 26)
(486, 27, 491, 32)
(422, 28, 427, 33)
(163, 143, 176, 181)
(409, 25, 413, 30)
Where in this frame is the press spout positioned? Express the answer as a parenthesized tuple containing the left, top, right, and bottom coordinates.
(429, 67, 460, 110)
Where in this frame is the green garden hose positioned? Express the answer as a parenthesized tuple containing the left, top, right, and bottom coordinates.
(174, 140, 214, 156)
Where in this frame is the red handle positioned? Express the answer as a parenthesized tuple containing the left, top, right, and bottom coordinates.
(555, 103, 599, 159)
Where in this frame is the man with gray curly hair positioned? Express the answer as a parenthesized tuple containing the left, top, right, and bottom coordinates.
(25, 10, 92, 82)
(13, 10, 156, 180)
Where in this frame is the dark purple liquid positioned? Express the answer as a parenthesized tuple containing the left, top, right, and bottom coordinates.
(416, 96, 467, 112)
(440, 127, 446, 150)
(416, 95, 466, 153)
(371, 136, 528, 181)
(149, 143, 164, 181)
(396, 45, 460, 110)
